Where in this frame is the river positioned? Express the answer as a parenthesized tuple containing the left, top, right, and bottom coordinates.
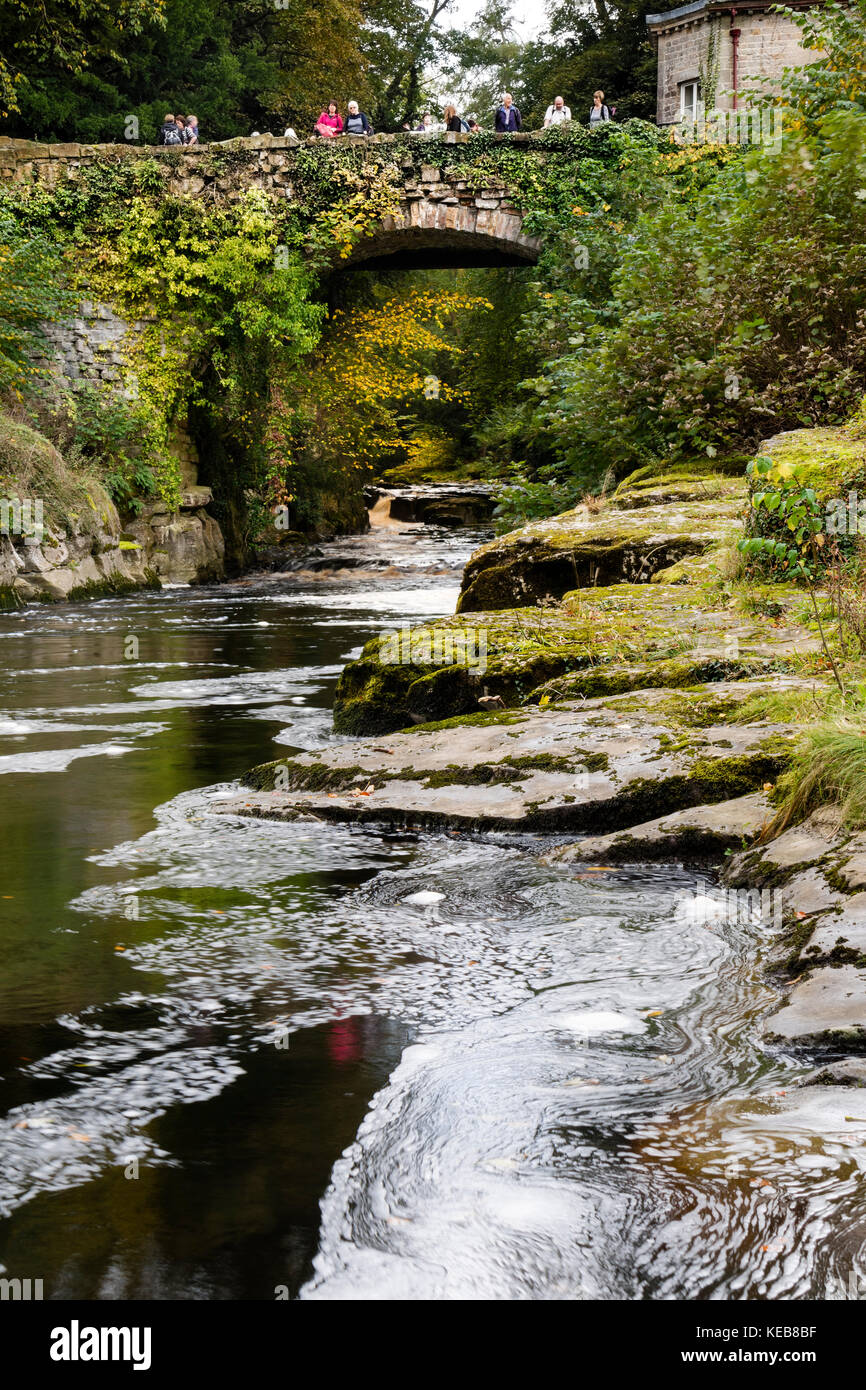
(0, 517, 864, 1301)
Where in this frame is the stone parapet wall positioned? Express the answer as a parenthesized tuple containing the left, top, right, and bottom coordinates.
(0, 132, 544, 262)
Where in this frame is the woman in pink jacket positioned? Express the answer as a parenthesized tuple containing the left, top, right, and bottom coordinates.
(315, 102, 344, 137)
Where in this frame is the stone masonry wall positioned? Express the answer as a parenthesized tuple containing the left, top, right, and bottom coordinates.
(653, 5, 824, 125)
(35, 300, 201, 487)
(40, 299, 138, 393)
(0, 133, 542, 263)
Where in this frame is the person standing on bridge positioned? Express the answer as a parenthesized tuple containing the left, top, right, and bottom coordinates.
(589, 91, 612, 125)
(443, 104, 464, 133)
(495, 94, 522, 132)
(404, 113, 440, 133)
(183, 115, 199, 144)
(158, 113, 183, 145)
(345, 101, 373, 136)
(315, 102, 344, 137)
(543, 96, 571, 126)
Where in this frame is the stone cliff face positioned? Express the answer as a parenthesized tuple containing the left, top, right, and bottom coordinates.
(0, 484, 224, 605)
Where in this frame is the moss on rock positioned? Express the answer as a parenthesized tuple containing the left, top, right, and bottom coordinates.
(333, 572, 816, 735)
(457, 478, 746, 613)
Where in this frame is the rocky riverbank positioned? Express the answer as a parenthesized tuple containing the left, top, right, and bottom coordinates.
(230, 433, 866, 1056)
(0, 413, 224, 605)
(0, 485, 224, 604)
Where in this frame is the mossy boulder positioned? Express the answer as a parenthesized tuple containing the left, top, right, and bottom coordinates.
(332, 579, 820, 735)
(332, 607, 607, 734)
(457, 474, 745, 613)
(760, 426, 866, 498)
(742, 426, 866, 567)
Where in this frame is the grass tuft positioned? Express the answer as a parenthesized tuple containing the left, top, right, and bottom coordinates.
(762, 719, 866, 839)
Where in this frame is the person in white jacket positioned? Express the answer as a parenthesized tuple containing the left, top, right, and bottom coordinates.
(543, 96, 572, 126)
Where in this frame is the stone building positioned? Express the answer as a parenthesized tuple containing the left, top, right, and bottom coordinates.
(646, 1, 825, 126)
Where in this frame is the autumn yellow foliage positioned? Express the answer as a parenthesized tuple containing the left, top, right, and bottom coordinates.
(286, 286, 492, 478)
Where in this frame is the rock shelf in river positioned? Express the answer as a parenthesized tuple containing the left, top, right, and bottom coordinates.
(229, 431, 866, 1057)
(226, 677, 801, 833)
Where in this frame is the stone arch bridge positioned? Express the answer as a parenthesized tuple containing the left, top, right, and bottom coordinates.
(0, 131, 548, 488)
(0, 131, 543, 269)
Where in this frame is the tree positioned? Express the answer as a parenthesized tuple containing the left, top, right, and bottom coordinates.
(437, 1, 524, 121)
(0, 0, 368, 143)
(362, 0, 456, 131)
(0, 0, 162, 119)
(507, 0, 677, 127)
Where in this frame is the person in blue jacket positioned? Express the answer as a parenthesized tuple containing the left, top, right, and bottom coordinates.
(345, 100, 373, 136)
(494, 93, 522, 132)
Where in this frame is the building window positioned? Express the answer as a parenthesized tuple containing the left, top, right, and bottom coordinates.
(679, 80, 700, 121)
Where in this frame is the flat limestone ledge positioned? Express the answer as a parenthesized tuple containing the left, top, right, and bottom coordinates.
(724, 814, 866, 916)
(457, 482, 745, 611)
(333, 580, 819, 736)
(797, 1058, 866, 1087)
(218, 681, 797, 835)
(548, 791, 771, 863)
(726, 816, 866, 1049)
(766, 965, 866, 1048)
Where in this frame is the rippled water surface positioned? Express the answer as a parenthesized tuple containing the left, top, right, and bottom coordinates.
(1, 520, 864, 1300)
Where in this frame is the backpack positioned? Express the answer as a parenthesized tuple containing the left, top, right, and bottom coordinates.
(162, 124, 183, 146)
(459, 117, 470, 133)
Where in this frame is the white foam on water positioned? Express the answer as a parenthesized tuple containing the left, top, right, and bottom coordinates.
(551, 1010, 645, 1036)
